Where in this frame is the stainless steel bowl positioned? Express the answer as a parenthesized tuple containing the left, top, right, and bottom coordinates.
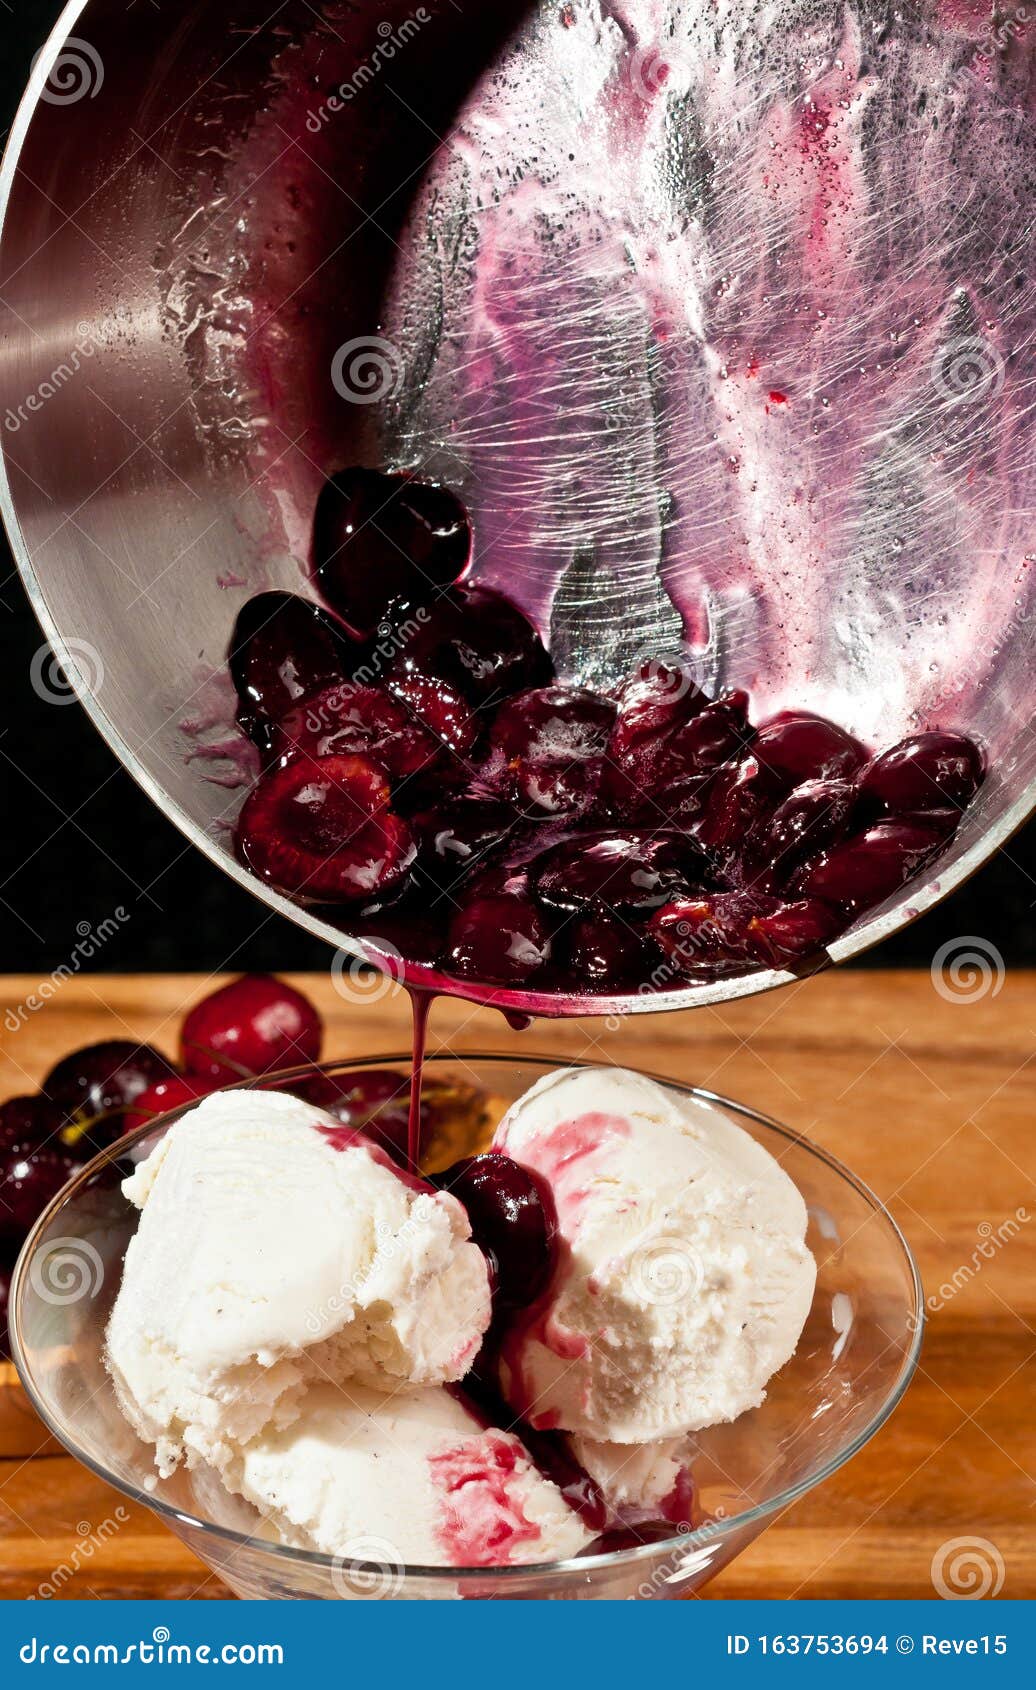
(1, 0, 1034, 1014)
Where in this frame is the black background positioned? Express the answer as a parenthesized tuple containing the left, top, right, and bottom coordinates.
(1, 0, 1032, 978)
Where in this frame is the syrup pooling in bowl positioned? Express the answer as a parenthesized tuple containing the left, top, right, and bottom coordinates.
(228, 469, 986, 999)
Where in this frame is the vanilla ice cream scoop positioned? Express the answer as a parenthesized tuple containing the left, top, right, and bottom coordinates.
(492, 1067, 816, 1443)
(106, 1090, 491, 1474)
(222, 1381, 592, 1570)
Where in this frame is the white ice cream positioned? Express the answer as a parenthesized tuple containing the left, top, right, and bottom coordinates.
(493, 1067, 816, 1443)
(222, 1381, 591, 1570)
(106, 1090, 491, 1474)
(572, 1435, 695, 1524)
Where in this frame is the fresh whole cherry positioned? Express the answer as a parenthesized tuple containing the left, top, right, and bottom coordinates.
(0, 1095, 69, 1153)
(234, 753, 416, 902)
(180, 975, 323, 1081)
(123, 1074, 224, 1134)
(0, 1138, 79, 1247)
(43, 1042, 176, 1148)
(313, 469, 471, 639)
(293, 1069, 414, 1167)
(0, 1263, 10, 1359)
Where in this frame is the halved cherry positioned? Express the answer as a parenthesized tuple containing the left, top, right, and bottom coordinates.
(790, 820, 945, 911)
(662, 690, 754, 781)
(313, 469, 471, 639)
(491, 687, 617, 761)
(751, 711, 868, 789)
(412, 799, 519, 890)
(272, 683, 443, 781)
(562, 912, 650, 985)
(228, 591, 358, 747)
(234, 754, 415, 902)
(649, 892, 842, 973)
(689, 756, 784, 860)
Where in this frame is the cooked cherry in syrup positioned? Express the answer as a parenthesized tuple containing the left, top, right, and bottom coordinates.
(227, 470, 986, 994)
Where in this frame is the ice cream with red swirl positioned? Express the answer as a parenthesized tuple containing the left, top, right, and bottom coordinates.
(105, 1091, 492, 1475)
(222, 1381, 591, 1569)
(492, 1067, 816, 1444)
(105, 1067, 816, 1568)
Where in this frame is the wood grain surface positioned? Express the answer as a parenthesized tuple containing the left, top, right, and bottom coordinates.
(1, 969, 1032, 1601)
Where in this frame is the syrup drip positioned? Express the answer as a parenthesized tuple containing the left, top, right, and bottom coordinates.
(406, 987, 434, 1170)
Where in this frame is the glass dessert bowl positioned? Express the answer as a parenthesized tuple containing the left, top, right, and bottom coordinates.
(11, 1055, 922, 1600)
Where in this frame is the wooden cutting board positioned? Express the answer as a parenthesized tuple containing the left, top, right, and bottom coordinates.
(1, 969, 1032, 1600)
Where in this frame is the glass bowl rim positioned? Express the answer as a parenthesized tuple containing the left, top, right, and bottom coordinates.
(10, 1050, 925, 1583)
